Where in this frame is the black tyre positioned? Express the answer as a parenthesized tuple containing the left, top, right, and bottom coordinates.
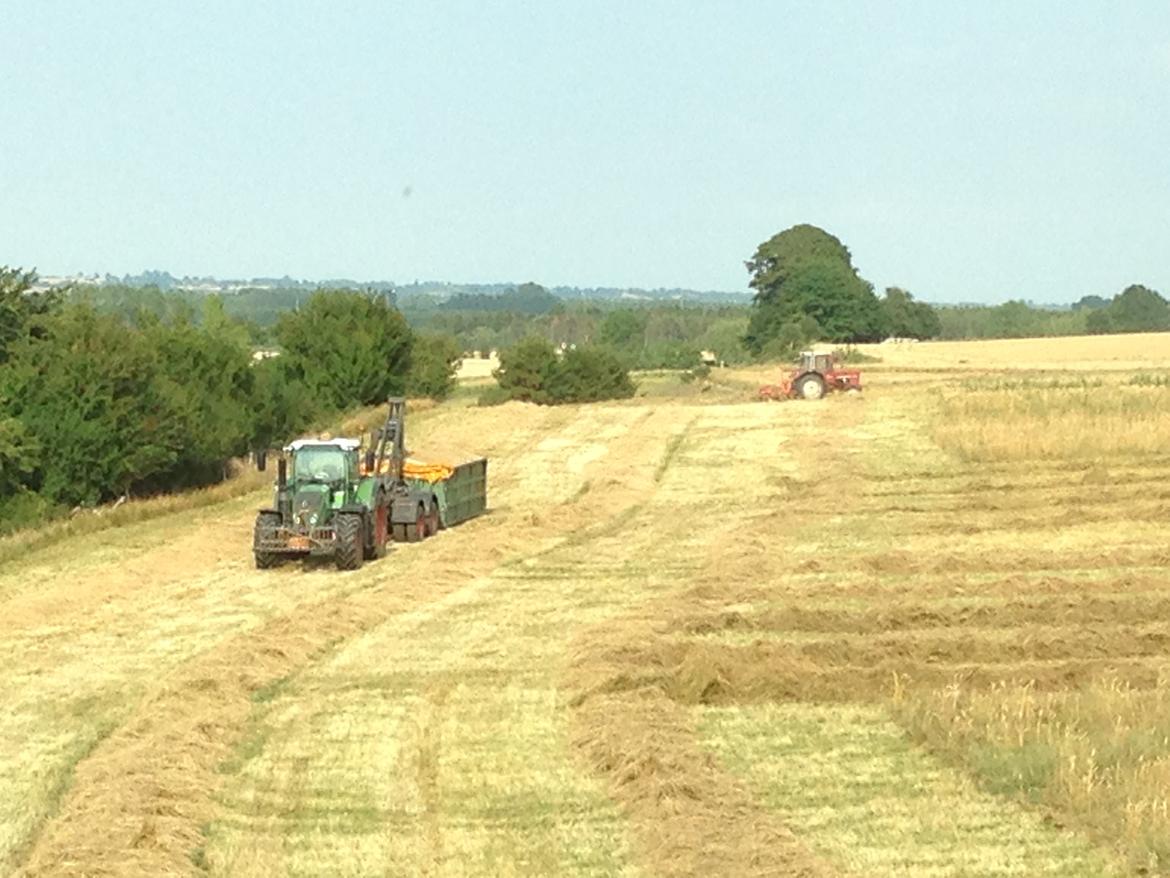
(795, 374, 826, 400)
(253, 511, 282, 569)
(427, 498, 441, 535)
(335, 513, 364, 571)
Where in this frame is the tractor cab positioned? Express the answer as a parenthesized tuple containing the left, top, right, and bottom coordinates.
(287, 438, 361, 486)
(798, 351, 834, 374)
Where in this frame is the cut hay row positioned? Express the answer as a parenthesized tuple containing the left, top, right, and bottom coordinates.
(681, 589, 1170, 636)
(699, 703, 1120, 877)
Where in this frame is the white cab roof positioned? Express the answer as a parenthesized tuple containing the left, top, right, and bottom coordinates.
(285, 438, 361, 452)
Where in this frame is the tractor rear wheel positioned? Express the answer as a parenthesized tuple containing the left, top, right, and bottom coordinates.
(253, 512, 282, 569)
(796, 374, 826, 400)
(334, 513, 364, 570)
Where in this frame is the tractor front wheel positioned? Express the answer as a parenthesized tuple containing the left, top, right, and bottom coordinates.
(253, 512, 282, 569)
(335, 513, 364, 570)
(427, 498, 441, 535)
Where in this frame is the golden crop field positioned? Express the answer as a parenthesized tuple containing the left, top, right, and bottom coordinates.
(2, 334, 1169, 877)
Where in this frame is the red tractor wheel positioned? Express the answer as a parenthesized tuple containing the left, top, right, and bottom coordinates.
(407, 506, 426, 542)
(427, 500, 440, 535)
(367, 501, 389, 559)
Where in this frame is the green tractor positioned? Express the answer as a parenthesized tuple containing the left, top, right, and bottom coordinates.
(252, 398, 482, 570)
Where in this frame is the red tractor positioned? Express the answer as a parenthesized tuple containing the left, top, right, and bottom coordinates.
(759, 351, 862, 401)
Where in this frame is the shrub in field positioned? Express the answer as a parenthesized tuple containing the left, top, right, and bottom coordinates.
(486, 337, 635, 405)
(493, 336, 558, 403)
(544, 346, 636, 403)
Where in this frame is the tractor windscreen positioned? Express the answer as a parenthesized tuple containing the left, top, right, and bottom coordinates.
(292, 448, 347, 484)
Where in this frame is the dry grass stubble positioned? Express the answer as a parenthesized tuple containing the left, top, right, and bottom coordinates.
(10, 402, 649, 876)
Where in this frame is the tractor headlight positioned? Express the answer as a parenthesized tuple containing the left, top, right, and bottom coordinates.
(310, 514, 318, 526)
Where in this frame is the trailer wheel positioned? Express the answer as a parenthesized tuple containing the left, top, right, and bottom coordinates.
(253, 512, 282, 569)
(406, 505, 427, 542)
(427, 498, 441, 535)
(335, 513, 364, 570)
(366, 498, 389, 560)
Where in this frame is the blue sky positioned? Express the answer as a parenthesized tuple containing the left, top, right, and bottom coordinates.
(2, 2, 1167, 302)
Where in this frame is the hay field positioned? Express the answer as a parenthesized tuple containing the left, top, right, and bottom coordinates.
(2, 333, 1169, 876)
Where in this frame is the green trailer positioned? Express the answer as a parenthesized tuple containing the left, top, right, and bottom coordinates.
(397, 458, 488, 537)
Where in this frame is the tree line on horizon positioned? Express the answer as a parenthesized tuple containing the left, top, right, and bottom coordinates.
(64, 253, 1170, 370)
(0, 269, 458, 535)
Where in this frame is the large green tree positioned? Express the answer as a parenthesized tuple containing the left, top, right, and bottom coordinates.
(1086, 284, 1170, 334)
(275, 290, 413, 410)
(744, 224, 884, 354)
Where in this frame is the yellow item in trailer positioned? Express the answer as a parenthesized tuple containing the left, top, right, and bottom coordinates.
(402, 458, 454, 483)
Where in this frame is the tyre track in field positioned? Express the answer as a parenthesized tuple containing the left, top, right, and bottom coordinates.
(14, 403, 670, 877)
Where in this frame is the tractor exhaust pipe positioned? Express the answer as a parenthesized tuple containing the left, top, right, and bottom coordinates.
(276, 457, 292, 522)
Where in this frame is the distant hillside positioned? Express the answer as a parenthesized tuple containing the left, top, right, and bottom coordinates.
(41, 271, 751, 305)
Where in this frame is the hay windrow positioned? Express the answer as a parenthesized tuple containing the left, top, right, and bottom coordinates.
(570, 688, 837, 877)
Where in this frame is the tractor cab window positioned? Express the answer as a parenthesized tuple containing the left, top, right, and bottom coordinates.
(292, 447, 348, 484)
